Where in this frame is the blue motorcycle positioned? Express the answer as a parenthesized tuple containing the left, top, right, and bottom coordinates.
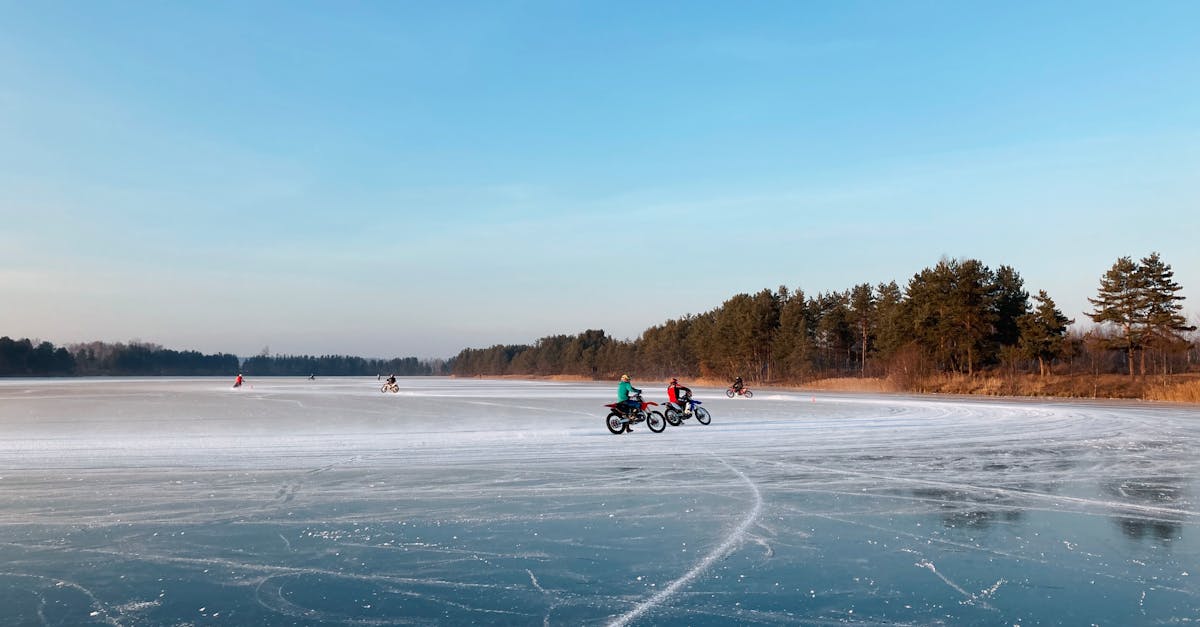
(663, 396, 711, 426)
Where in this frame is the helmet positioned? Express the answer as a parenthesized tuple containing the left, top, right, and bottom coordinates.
(620, 374, 630, 381)
(670, 378, 678, 384)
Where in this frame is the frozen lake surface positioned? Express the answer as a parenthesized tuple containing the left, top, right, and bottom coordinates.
(0, 377, 1197, 625)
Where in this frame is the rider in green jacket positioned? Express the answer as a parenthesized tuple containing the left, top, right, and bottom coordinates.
(617, 374, 641, 414)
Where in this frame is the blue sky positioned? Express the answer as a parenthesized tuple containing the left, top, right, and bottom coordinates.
(2, 1, 1197, 358)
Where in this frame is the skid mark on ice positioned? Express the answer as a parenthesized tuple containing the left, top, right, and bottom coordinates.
(607, 456, 763, 627)
(254, 572, 531, 624)
(254, 577, 318, 621)
(767, 458, 1199, 519)
(526, 569, 547, 594)
(87, 546, 521, 592)
(524, 565, 569, 627)
(751, 536, 775, 558)
(32, 540, 579, 615)
(915, 560, 1001, 610)
(463, 399, 595, 418)
(270, 456, 363, 507)
(0, 572, 122, 626)
(809, 511, 1050, 567)
(803, 513, 1200, 598)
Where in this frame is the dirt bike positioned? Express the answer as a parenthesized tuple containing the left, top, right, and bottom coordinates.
(381, 382, 399, 393)
(663, 397, 711, 426)
(604, 392, 665, 434)
(726, 386, 753, 398)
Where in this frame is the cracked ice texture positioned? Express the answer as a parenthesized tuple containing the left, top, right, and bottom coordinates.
(0, 377, 1197, 625)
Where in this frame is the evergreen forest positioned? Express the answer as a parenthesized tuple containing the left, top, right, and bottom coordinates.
(451, 255, 1198, 390)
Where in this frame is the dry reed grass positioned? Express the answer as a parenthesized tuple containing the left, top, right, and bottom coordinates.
(800, 377, 894, 393)
(910, 373, 1170, 399)
(1146, 378, 1200, 403)
(456, 372, 1199, 403)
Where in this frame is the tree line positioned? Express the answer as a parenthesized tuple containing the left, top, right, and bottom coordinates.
(0, 339, 239, 376)
(239, 353, 449, 376)
(5, 253, 1191, 385)
(0, 339, 448, 377)
(451, 254, 1197, 385)
(0, 337, 76, 376)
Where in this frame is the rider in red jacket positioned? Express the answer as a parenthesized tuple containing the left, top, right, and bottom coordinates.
(667, 378, 692, 413)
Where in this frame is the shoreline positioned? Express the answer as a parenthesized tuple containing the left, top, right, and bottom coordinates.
(451, 373, 1200, 404)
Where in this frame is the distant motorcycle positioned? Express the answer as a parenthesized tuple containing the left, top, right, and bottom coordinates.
(381, 382, 399, 393)
(604, 393, 665, 434)
(663, 396, 711, 426)
(726, 386, 753, 398)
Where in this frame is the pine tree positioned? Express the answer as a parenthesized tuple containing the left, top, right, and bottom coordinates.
(813, 291, 854, 374)
(872, 281, 907, 362)
(849, 283, 876, 376)
(1137, 252, 1195, 374)
(954, 259, 998, 376)
(992, 265, 1029, 349)
(1087, 256, 1147, 376)
(904, 260, 959, 373)
(774, 287, 813, 380)
(1018, 290, 1073, 376)
(903, 258, 1001, 376)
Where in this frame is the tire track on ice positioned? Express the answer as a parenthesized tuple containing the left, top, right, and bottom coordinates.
(0, 572, 122, 626)
(764, 458, 1199, 519)
(608, 455, 762, 627)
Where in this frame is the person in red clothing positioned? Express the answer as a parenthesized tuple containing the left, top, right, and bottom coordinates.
(666, 377, 693, 415)
(233, 373, 244, 388)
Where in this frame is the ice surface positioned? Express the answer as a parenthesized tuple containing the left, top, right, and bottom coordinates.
(0, 377, 1197, 625)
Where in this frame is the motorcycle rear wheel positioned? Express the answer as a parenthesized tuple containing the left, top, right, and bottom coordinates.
(606, 412, 625, 434)
(742, 390, 753, 398)
(663, 407, 682, 426)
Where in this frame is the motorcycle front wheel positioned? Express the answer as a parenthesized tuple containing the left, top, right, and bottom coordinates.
(663, 407, 682, 426)
(695, 407, 712, 425)
(646, 411, 666, 433)
(606, 412, 625, 434)
(725, 388, 735, 398)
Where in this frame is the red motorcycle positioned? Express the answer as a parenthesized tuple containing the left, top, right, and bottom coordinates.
(604, 393, 665, 434)
(725, 386, 753, 398)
